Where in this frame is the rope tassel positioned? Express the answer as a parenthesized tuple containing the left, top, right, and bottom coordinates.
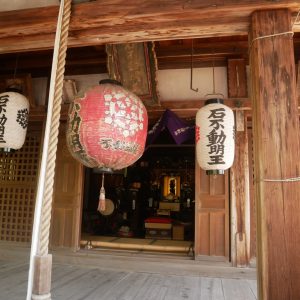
(98, 173, 106, 212)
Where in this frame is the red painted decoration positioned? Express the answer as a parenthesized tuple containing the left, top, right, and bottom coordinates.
(66, 80, 148, 170)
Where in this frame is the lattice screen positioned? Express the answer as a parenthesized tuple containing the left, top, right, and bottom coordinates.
(0, 124, 42, 243)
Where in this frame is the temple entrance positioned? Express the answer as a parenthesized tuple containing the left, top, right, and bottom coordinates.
(80, 129, 196, 256)
(50, 121, 230, 260)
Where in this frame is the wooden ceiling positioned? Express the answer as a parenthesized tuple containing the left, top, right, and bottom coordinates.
(0, 1, 299, 121)
(0, 1, 300, 78)
(0, 34, 299, 78)
(0, 7, 295, 129)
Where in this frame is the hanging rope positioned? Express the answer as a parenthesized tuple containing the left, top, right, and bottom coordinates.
(262, 176, 300, 182)
(27, 2, 72, 299)
(249, 9, 300, 54)
(39, 0, 72, 256)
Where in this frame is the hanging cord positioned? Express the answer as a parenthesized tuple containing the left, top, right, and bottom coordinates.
(205, 48, 224, 99)
(98, 173, 106, 212)
(212, 54, 215, 94)
(13, 54, 19, 79)
(262, 177, 300, 183)
(250, 9, 300, 184)
(250, 31, 294, 48)
(190, 39, 198, 92)
(249, 9, 300, 51)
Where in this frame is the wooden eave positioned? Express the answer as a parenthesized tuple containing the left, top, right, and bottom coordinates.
(0, 0, 300, 54)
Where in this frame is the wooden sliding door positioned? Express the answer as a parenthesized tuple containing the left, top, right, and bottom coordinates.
(194, 163, 229, 259)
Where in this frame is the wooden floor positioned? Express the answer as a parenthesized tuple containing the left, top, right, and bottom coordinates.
(0, 244, 257, 300)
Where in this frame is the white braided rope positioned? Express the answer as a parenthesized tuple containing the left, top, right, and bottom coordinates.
(39, 0, 72, 256)
(263, 177, 300, 182)
(26, 1, 72, 299)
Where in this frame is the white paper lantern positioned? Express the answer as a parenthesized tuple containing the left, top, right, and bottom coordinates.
(196, 99, 235, 175)
(0, 91, 30, 151)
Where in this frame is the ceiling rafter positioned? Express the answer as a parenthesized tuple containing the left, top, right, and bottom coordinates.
(0, 0, 299, 53)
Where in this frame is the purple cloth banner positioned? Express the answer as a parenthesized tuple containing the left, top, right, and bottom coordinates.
(147, 109, 194, 145)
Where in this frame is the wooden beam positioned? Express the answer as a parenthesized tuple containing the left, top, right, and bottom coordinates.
(156, 38, 249, 69)
(250, 9, 300, 300)
(0, 47, 107, 77)
(230, 112, 251, 267)
(30, 98, 252, 123)
(151, 98, 252, 118)
(227, 59, 248, 98)
(157, 56, 228, 69)
(156, 38, 249, 58)
(0, 1, 300, 53)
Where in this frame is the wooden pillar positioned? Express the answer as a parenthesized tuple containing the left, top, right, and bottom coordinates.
(32, 255, 52, 300)
(297, 61, 300, 105)
(230, 116, 251, 267)
(228, 59, 251, 267)
(250, 9, 300, 300)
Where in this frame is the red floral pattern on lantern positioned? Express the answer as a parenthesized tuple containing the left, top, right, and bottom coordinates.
(195, 125, 200, 143)
(66, 83, 148, 170)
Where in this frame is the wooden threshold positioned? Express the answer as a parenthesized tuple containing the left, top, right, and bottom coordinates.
(80, 235, 194, 255)
(0, 241, 256, 280)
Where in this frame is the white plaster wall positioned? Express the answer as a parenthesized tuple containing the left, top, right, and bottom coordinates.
(31, 69, 229, 106)
(64, 73, 109, 93)
(32, 74, 109, 106)
(157, 67, 228, 101)
(64, 70, 227, 101)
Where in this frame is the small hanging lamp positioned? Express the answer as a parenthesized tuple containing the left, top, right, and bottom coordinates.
(66, 79, 148, 211)
(0, 88, 30, 152)
(196, 98, 235, 175)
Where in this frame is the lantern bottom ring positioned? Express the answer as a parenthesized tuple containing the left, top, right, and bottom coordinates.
(97, 167, 113, 174)
(206, 170, 225, 175)
(0, 148, 15, 153)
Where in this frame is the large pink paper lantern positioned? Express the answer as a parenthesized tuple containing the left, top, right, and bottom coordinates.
(66, 80, 148, 170)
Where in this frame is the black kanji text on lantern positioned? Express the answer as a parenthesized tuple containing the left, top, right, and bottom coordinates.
(206, 108, 227, 165)
(0, 94, 9, 143)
